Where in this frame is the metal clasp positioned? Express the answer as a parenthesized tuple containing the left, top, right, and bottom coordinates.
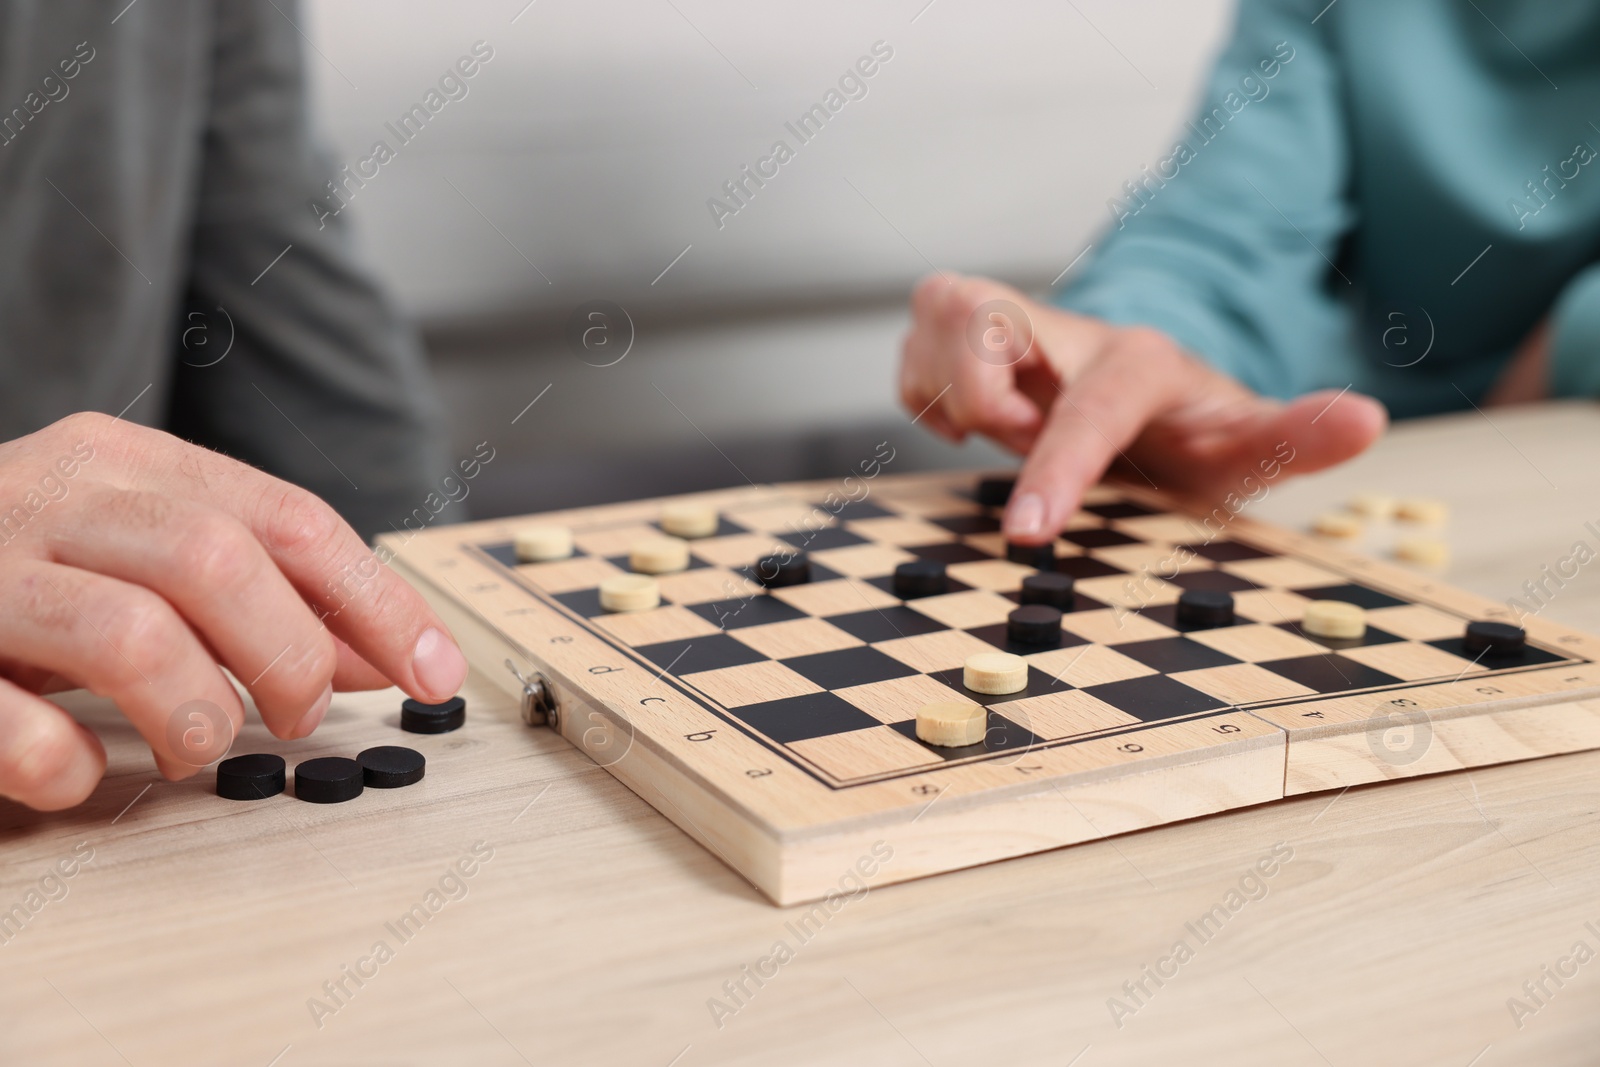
(505, 659, 558, 729)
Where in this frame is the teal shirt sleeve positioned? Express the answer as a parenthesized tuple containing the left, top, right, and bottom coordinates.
(1053, 0, 1355, 399)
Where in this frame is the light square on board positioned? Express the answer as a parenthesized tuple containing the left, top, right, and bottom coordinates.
(1023, 643, 1157, 688)
(835, 672, 968, 724)
(874, 628, 999, 674)
(657, 567, 759, 606)
(1060, 511, 1107, 531)
(947, 558, 1036, 592)
(1077, 574, 1182, 609)
(722, 499, 833, 534)
(682, 660, 822, 708)
(591, 605, 722, 647)
(1337, 641, 1487, 682)
(906, 589, 1017, 630)
(1221, 556, 1346, 589)
(845, 516, 959, 547)
(999, 689, 1140, 741)
(1169, 663, 1318, 704)
(571, 523, 667, 558)
(881, 493, 980, 518)
(514, 555, 623, 594)
(1091, 542, 1212, 576)
(730, 617, 863, 659)
(1183, 623, 1328, 664)
(1062, 608, 1177, 645)
(770, 576, 900, 616)
(810, 542, 917, 578)
(1365, 603, 1468, 642)
(1231, 588, 1315, 626)
(1113, 514, 1213, 544)
(788, 725, 939, 780)
(688, 533, 800, 570)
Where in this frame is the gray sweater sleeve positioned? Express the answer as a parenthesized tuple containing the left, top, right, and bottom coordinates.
(166, 0, 448, 542)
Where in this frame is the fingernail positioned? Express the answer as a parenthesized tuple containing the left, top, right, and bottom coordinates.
(1005, 492, 1046, 538)
(412, 627, 468, 700)
(293, 684, 333, 739)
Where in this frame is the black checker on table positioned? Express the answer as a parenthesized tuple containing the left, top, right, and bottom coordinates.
(1183, 540, 1275, 563)
(825, 606, 949, 643)
(1259, 654, 1401, 693)
(1428, 636, 1564, 667)
(929, 514, 1002, 535)
(1082, 675, 1226, 720)
(783, 646, 917, 689)
(1167, 570, 1261, 593)
(1061, 528, 1141, 549)
(1082, 501, 1163, 520)
(633, 634, 767, 675)
(689, 595, 807, 630)
(1113, 636, 1240, 673)
(905, 541, 994, 565)
(1293, 583, 1409, 610)
(926, 666, 1063, 706)
(1137, 602, 1243, 632)
(891, 712, 1039, 760)
(736, 692, 881, 743)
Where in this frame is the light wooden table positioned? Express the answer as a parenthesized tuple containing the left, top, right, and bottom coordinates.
(5, 403, 1600, 1066)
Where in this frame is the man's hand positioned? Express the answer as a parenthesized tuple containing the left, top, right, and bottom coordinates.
(900, 274, 1388, 542)
(0, 413, 468, 811)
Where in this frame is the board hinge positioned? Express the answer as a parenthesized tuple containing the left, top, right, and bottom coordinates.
(505, 659, 559, 729)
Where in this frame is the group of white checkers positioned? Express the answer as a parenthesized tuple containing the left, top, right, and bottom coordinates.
(510, 490, 1447, 751)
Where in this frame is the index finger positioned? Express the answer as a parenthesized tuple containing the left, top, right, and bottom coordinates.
(95, 418, 468, 704)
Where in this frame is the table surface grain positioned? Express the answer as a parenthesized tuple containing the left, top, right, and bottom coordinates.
(4, 402, 1600, 1067)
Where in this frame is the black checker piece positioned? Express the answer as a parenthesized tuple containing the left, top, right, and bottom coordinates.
(1112, 636, 1240, 673)
(738, 692, 881, 743)
(825, 606, 948, 643)
(634, 634, 767, 675)
(1061, 528, 1141, 549)
(1292, 583, 1409, 610)
(927, 665, 1062, 706)
(1139, 601, 1243, 632)
(1182, 540, 1275, 563)
(866, 573, 972, 599)
(783, 646, 917, 689)
(1082, 675, 1226, 721)
(1004, 590, 1107, 614)
(1082, 501, 1162, 520)
(891, 712, 1039, 760)
(689, 595, 807, 630)
(1167, 570, 1261, 593)
(1259, 654, 1401, 694)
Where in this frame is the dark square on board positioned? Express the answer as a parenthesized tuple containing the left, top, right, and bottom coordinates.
(1275, 621, 1404, 650)
(832, 500, 894, 522)
(1167, 570, 1261, 594)
(1138, 602, 1242, 632)
(929, 514, 1003, 536)
(652, 517, 747, 539)
(966, 622, 1090, 656)
(607, 553, 711, 573)
(688, 595, 807, 630)
(784, 526, 870, 551)
(1292, 583, 1409, 611)
(633, 634, 768, 675)
(865, 573, 973, 599)
(1111, 636, 1241, 673)
(738, 692, 881, 744)
(890, 712, 1039, 761)
(1258, 654, 1402, 694)
(825, 606, 950, 643)
(1061, 528, 1142, 549)
(782, 646, 918, 689)
(480, 542, 523, 568)
(1182, 540, 1276, 563)
(552, 588, 609, 618)
(1082, 501, 1162, 520)
(1054, 556, 1125, 580)
(1428, 637, 1565, 668)
(906, 541, 993, 565)
(1081, 675, 1226, 721)
(927, 666, 1064, 706)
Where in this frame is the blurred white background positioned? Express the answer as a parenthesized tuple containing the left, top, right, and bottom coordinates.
(303, 0, 1235, 515)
